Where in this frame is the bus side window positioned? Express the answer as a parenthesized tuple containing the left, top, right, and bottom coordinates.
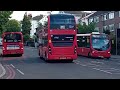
(86, 36, 90, 48)
(77, 36, 85, 47)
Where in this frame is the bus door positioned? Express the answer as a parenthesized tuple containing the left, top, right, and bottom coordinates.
(83, 36, 90, 56)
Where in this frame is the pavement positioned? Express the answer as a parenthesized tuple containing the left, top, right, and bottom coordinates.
(111, 55, 120, 59)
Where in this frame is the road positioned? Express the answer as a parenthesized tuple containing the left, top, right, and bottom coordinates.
(1, 47, 120, 79)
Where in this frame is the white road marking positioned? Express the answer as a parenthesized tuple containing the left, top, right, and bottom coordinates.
(4, 65, 10, 66)
(10, 64, 15, 68)
(0, 63, 6, 78)
(92, 68, 112, 74)
(87, 63, 101, 66)
(91, 61, 104, 64)
(79, 64, 87, 66)
(16, 69, 24, 75)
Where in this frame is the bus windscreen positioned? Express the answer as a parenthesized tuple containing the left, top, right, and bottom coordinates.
(4, 33, 22, 43)
(50, 14, 76, 30)
(92, 35, 110, 51)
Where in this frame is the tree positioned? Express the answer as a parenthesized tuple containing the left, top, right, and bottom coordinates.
(23, 34, 30, 42)
(78, 22, 96, 34)
(0, 11, 13, 36)
(5, 19, 21, 32)
(21, 12, 32, 35)
(37, 22, 43, 30)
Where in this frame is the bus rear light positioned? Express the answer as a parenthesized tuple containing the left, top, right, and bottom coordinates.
(49, 46, 52, 54)
(108, 52, 110, 53)
(2, 47, 5, 50)
(21, 48, 23, 49)
(74, 46, 77, 54)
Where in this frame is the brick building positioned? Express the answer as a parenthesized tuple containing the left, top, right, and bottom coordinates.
(87, 11, 120, 35)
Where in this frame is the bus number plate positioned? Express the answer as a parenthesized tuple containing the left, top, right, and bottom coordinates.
(60, 57, 66, 59)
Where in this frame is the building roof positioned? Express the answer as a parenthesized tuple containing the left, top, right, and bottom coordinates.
(88, 11, 111, 18)
(64, 11, 91, 18)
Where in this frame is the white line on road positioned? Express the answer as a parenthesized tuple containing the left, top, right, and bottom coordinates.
(91, 61, 104, 64)
(79, 64, 87, 66)
(0, 63, 6, 78)
(92, 68, 112, 74)
(10, 64, 15, 68)
(16, 69, 24, 75)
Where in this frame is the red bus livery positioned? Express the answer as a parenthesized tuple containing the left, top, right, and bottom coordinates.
(38, 14, 77, 62)
(77, 32, 111, 59)
(1, 32, 24, 56)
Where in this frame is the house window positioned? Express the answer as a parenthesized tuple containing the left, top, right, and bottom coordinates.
(103, 14, 107, 21)
(103, 26, 108, 31)
(119, 23, 120, 28)
(94, 27, 99, 32)
(94, 16, 99, 23)
(89, 18, 93, 24)
(119, 11, 120, 17)
(109, 12, 114, 19)
(109, 24, 114, 31)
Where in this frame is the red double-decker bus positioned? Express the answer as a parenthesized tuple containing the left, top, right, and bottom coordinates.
(38, 14, 77, 62)
(0, 32, 24, 56)
(77, 32, 111, 59)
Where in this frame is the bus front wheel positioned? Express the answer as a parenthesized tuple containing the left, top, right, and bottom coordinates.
(88, 52, 91, 58)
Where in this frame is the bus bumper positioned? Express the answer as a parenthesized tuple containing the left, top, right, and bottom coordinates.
(48, 54, 77, 60)
(91, 51, 111, 58)
(3, 49, 24, 55)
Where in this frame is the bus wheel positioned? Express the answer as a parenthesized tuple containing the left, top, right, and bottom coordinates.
(39, 52, 43, 59)
(68, 60, 73, 63)
(18, 54, 22, 57)
(45, 52, 48, 62)
(88, 52, 91, 58)
(106, 57, 110, 60)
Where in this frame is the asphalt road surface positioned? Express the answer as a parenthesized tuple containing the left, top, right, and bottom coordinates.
(1, 47, 120, 79)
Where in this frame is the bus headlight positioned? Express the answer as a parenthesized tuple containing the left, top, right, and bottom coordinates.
(92, 51, 95, 53)
(108, 52, 110, 53)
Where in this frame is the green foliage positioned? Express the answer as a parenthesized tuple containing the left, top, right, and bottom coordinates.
(5, 19, 21, 32)
(21, 12, 32, 35)
(23, 34, 30, 42)
(78, 22, 96, 34)
(0, 11, 13, 36)
(37, 22, 43, 30)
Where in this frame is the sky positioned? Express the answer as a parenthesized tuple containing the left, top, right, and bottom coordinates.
(11, 11, 59, 21)
(11, 11, 92, 21)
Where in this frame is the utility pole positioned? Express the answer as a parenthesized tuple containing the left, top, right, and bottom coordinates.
(116, 29, 117, 55)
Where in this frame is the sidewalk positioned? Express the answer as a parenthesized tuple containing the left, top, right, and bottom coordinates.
(111, 55, 120, 59)
(0, 63, 6, 78)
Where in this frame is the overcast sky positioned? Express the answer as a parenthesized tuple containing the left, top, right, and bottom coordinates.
(11, 11, 59, 21)
(11, 11, 92, 21)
